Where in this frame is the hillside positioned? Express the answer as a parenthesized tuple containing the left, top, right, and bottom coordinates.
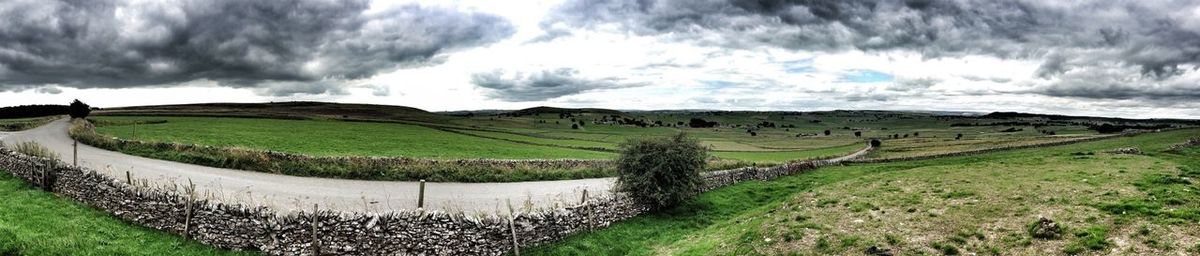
(96, 101, 443, 122)
(507, 106, 624, 117)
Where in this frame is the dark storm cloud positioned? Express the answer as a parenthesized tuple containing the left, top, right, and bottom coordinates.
(0, 0, 514, 94)
(472, 68, 644, 102)
(545, 0, 1200, 100)
(1030, 67, 1200, 102)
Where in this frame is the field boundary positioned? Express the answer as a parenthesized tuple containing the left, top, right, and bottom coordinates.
(848, 129, 1175, 163)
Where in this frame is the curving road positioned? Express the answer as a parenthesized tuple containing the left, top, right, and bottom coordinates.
(2, 119, 614, 214)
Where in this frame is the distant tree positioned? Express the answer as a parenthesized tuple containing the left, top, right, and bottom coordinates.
(854, 131, 862, 138)
(903, 134, 909, 138)
(913, 132, 919, 137)
(69, 99, 91, 119)
(869, 139, 882, 148)
(955, 133, 963, 140)
(688, 118, 719, 128)
(824, 130, 831, 136)
(579, 120, 586, 127)
(615, 133, 707, 210)
(1048, 131, 1056, 135)
(750, 131, 757, 136)
(0, 104, 72, 119)
(571, 124, 579, 129)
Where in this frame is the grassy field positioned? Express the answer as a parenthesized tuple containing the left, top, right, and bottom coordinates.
(527, 129, 1200, 255)
(0, 171, 253, 256)
(93, 116, 612, 159)
(88, 109, 1105, 164)
(0, 116, 58, 132)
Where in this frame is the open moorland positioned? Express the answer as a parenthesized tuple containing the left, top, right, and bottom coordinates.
(71, 102, 1196, 182)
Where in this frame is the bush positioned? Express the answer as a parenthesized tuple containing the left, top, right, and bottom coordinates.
(12, 141, 60, 160)
(869, 139, 881, 148)
(69, 99, 91, 119)
(614, 133, 707, 210)
(688, 118, 719, 128)
(824, 130, 831, 136)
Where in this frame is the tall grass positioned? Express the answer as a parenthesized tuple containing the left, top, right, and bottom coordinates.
(10, 141, 59, 160)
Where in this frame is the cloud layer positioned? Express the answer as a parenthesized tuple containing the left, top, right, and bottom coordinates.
(543, 0, 1200, 102)
(472, 68, 643, 102)
(0, 0, 514, 94)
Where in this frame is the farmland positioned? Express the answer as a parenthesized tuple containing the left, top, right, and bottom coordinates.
(86, 103, 1142, 165)
(67, 103, 1198, 182)
(527, 128, 1200, 255)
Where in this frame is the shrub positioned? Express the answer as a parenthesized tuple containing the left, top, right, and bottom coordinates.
(571, 124, 579, 129)
(12, 141, 60, 160)
(68, 99, 91, 119)
(854, 131, 861, 137)
(688, 118, 719, 128)
(614, 133, 707, 210)
(870, 139, 881, 148)
(824, 130, 831, 136)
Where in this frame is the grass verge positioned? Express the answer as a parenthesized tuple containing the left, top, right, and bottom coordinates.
(0, 171, 254, 256)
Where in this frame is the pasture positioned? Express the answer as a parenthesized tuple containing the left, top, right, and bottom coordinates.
(88, 106, 1114, 165)
(527, 129, 1200, 255)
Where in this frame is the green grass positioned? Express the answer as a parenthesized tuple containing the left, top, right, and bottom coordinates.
(709, 143, 864, 163)
(93, 116, 612, 159)
(0, 116, 58, 132)
(527, 129, 1200, 255)
(0, 171, 254, 256)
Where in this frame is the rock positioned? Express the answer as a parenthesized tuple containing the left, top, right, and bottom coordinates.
(1107, 147, 1142, 155)
(1028, 217, 1062, 239)
(865, 245, 893, 256)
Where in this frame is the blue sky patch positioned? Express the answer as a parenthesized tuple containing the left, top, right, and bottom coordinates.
(700, 80, 737, 89)
(781, 58, 815, 74)
(839, 69, 894, 83)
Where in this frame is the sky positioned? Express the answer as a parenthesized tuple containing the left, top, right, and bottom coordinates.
(1, 0, 1199, 119)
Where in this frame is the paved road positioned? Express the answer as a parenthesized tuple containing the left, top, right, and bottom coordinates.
(2, 119, 614, 214)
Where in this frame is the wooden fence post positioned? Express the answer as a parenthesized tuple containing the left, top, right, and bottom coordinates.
(126, 171, 131, 185)
(72, 139, 78, 166)
(183, 179, 195, 239)
(580, 189, 588, 205)
(40, 161, 48, 191)
(511, 211, 520, 254)
(417, 179, 426, 209)
(311, 204, 321, 256)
